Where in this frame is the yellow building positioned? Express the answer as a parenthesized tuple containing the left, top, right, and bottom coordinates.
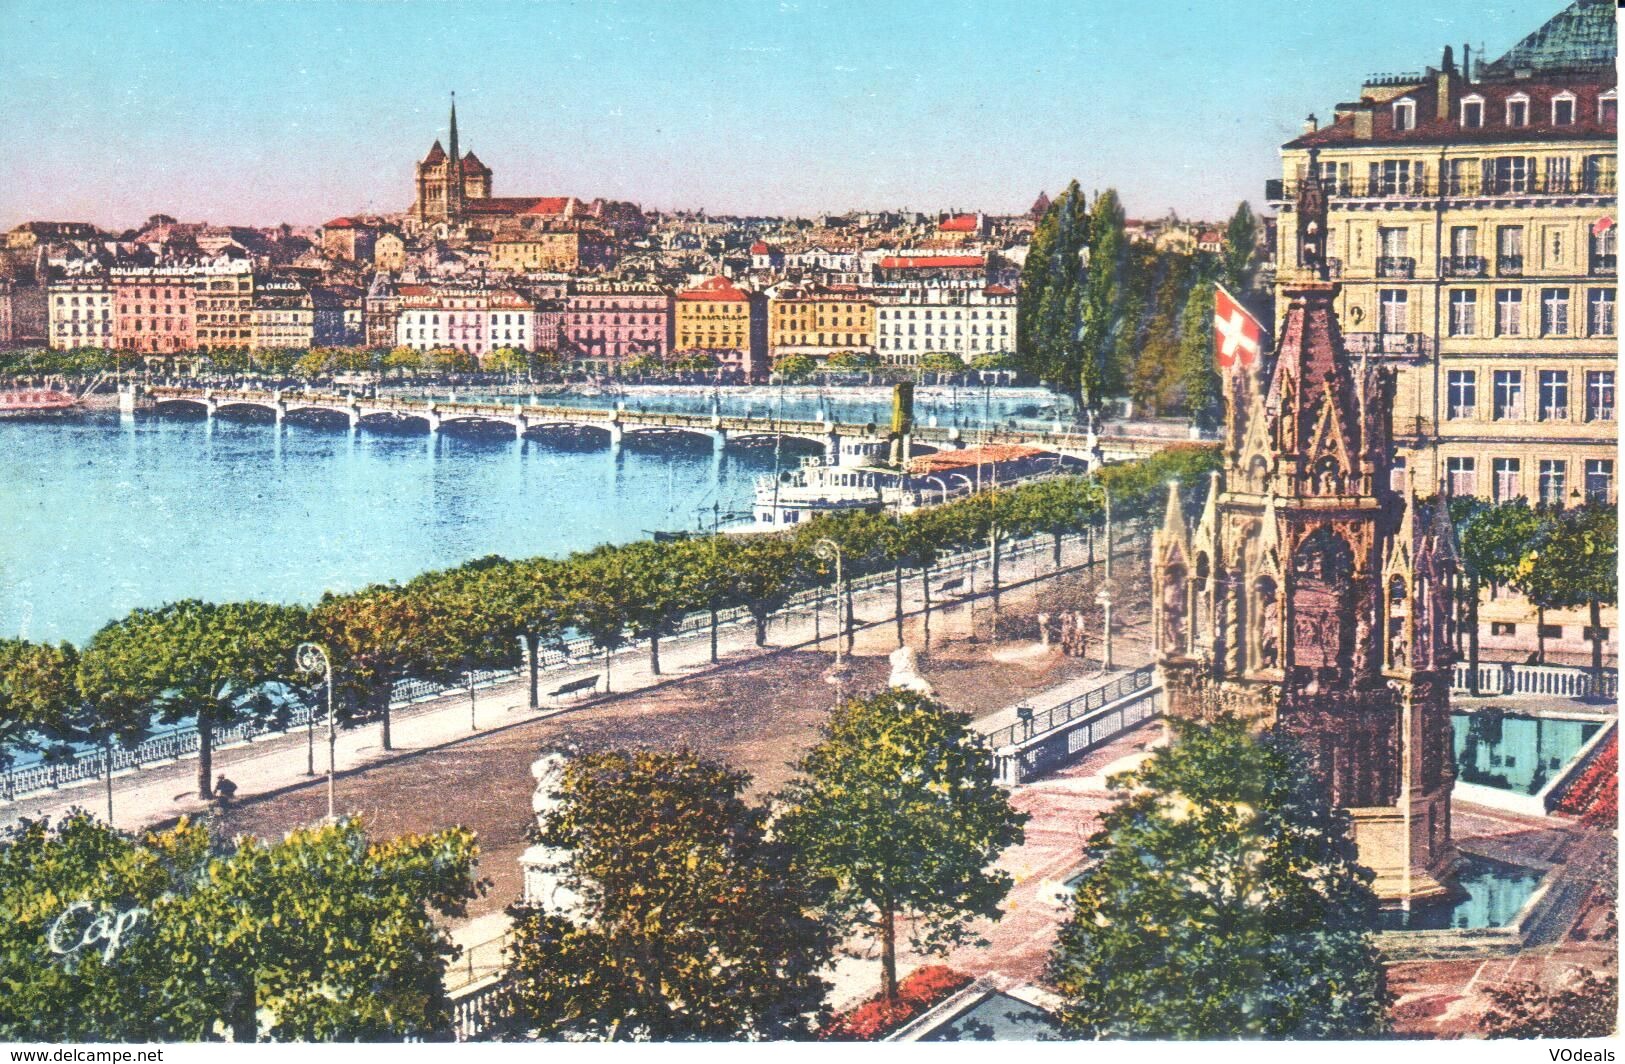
(675, 276, 768, 379)
(767, 284, 875, 356)
(1270, 5, 1617, 662)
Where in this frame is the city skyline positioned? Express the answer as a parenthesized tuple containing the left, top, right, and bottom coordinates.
(1, 0, 1564, 230)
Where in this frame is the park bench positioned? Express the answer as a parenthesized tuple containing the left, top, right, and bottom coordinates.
(547, 674, 600, 701)
(936, 576, 965, 597)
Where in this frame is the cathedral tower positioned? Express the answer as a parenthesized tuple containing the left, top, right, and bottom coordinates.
(1152, 159, 1459, 902)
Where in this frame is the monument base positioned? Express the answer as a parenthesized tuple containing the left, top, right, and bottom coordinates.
(1348, 795, 1457, 904)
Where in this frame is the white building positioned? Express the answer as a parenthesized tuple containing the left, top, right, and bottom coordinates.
(47, 274, 114, 351)
(395, 283, 533, 358)
(873, 285, 1017, 366)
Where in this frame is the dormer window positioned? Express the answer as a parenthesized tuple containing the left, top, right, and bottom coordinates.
(1601, 90, 1617, 127)
(1506, 94, 1529, 127)
(1553, 92, 1577, 126)
(1461, 96, 1484, 128)
(1393, 98, 1416, 131)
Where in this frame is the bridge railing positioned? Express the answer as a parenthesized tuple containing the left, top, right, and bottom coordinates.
(988, 669, 1163, 787)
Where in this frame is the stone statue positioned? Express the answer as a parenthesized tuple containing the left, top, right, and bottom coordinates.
(887, 645, 935, 697)
(520, 749, 584, 916)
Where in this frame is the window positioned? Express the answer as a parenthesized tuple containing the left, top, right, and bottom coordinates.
(1449, 290, 1477, 336)
(1447, 456, 1477, 497)
(1539, 370, 1569, 420)
(1460, 97, 1483, 128)
(1445, 158, 1479, 195)
(1585, 459, 1614, 503)
(1553, 93, 1576, 126)
(1497, 225, 1525, 272)
(1493, 458, 1521, 501)
(1602, 91, 1618, 127)
(1487, 157, 1534, 195)
(1450, 226, 1478, 258)
(1538, 460, 1566, 506)
(1588, 289, 1616, 336)
(1493, 370, 1524, 419)
(1379, 289, 1409, 333)
(1392, 98, 1416, 131)
(1495, 289, 1523, 335)
(1540, 289, 1570, 336)
(1584, 154, 1617, 193)
(1371, 159, 1420, 195)
(1492, 621, 1518, 637)
(1583, 626, 1611, 643)
(1506, 95, 1529, 127)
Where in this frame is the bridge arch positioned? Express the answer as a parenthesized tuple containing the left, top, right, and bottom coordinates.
(151, 397, 210, 418)
(355, 411, 433, 434)
(281, 405, 353, 430)
(211, 400, 279, 422)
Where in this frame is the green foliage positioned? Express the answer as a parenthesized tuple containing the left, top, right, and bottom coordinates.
(1015, 181, 1088, 402)
(777, 689, 1027, 1002)
(76, 600, 308, 797)
(310, 584, 443, 750)
(0, 347, 119, 378)
(917, 351, 965, 374)
(1048, 716, 1388, 1039)
(0, 814, 478, 1042)
(1220, 201, 1260, 293)
(1514, 503, 1618, 674)
(773, 353, 817, 382)
(1481, 968, 1618, 1038)
(382, 346, 424, 375)
(823, 350, 878, 371)
(1175, 272, 1221, 428)
(669, 350, 719, 373)
(1079, 189, 1127, 410)
(0, 639, 77, 763)
(497, 750, 834, 1041)
(623, 353, 664, 377)
(968, 351, 1014, 371)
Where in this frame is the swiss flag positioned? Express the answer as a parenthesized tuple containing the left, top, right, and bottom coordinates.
(1214, 284, 1265, 370)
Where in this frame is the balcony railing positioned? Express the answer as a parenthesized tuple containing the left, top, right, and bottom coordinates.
(1267, 171, 1617, 202)
(1541, 406, 1570, 421)
(1497, 255, 1525, 276)
(1591, 254, 1618, 276)
(1441, 255, 1488, 278)
(1376, 256, 1416, 278)
(1342, 331, 1434, 358)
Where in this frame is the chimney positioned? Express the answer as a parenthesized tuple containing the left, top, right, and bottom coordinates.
(1304, 113, 1320, 134)
(1436, 61, 1452, 119)
(1462, 43, 1471, 80)
(1354, 109, 1373, 140)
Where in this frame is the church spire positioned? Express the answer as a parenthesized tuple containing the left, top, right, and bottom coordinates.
(447, 92, 463, 220)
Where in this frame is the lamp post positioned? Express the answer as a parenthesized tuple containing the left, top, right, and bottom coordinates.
(296, 641, 337, 823)
(1096, 485, 1115, 670)
(813, 538, 845, 663)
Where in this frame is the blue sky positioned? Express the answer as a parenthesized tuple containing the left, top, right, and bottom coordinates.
(0, 0, 1569, 229)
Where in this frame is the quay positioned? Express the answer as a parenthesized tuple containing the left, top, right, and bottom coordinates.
(127, 384, 1177, 464)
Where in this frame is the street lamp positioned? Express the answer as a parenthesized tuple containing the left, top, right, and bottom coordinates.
(813, 538, 845, 663)
(295, 641, 338, 823)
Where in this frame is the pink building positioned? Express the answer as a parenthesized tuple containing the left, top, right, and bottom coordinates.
(564, 283, 673, 366)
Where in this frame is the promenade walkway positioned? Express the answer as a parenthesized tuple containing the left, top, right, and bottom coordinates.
(7, 529, 1149, 837)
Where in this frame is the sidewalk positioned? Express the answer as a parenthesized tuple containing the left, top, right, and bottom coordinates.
(8, 529, 1147, 835)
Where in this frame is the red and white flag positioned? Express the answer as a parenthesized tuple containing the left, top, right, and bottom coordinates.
(1214, 284, 1266, 370)
(1592, 216, 1615, 237)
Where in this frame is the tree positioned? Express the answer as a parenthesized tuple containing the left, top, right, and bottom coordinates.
(76, 601, 309, 800)
(1452, 498, 1544, 691)
(773, 354, 817, 382)
(917, 351, 964, 375)
(1176, 267, 1221, 428)
(293, 349, 335, 379)
(0, 639, 73, 774)
(1481, 968, 1617, 1038)
(472, 557, 573, 710)
(0, 813, 479, 1042)
(484, 347, 529, 379)
(1515, 503, 1617, 680)
(311, 584, 441, 752)
(777, 689, 1027, 1004)
(1220, 200, 1260, 293)
(624, 353, 664, 378)
(497, 750, 834, 1041)
(1015, 180, 1088, 405)
(382, 346, 423, 377)
(1047, 716, 1388, 1039)
(724, 536, 803, 647)
(1079, 189, 1127, 412)
(824, 350, 877, 371)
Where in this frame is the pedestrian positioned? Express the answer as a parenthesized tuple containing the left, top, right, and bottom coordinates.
(213, 774, 238, 804)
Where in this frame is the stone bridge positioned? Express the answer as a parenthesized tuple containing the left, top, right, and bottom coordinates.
(130, 385, 1174, 463)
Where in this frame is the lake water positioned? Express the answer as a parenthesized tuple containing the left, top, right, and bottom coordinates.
(1, 408, 797, 645)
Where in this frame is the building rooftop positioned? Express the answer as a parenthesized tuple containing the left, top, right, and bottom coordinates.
(1481, 0, 1615, 78)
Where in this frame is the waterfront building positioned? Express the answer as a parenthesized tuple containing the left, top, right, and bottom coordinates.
(873, 254, 987, 286)
(314, 284, 366, 347)
(393, 282, 530, 358)
(486, 288, 534, 351)
(563, 283, 673, 367)
(111, 265, 196, 354)
(364, 274, 402, 349)
(873, 285, 1017, 366)
(1267, 0, 1617, 661)
(47, 274, 114, 351)
(192, 258, 255, 351)
(1153, 186, 1458, 901)
(250, 277, 314, 350)
(767, 284, 875, 357)
(674, 275, 768, 379)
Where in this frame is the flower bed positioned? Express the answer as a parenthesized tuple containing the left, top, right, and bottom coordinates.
(819, 965, 974, 1041)
(1551, 732, 1617, 826)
